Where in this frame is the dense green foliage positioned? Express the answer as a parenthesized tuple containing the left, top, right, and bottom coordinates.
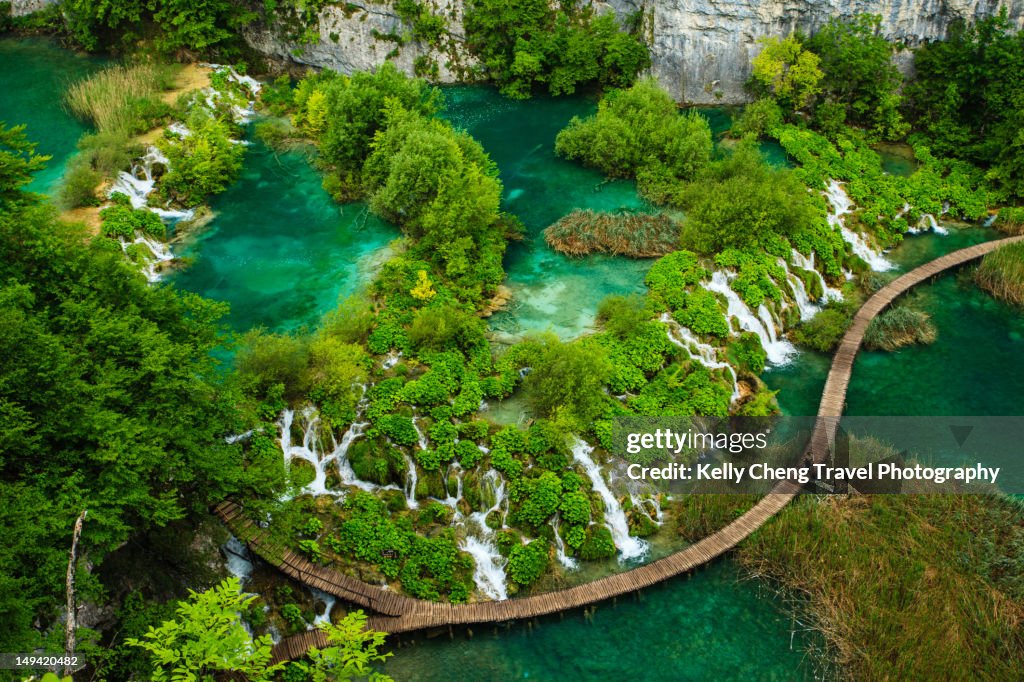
(905, 12, 1024, 200)
(749, 35, 822, 113)
(463, 0, 648, 98)
(128, 578, 392, 681)
(555, 79, 712, 181)
(292, 64, 510, 303)
(157, 108, 246, 207)
(678, 139, 819, 254)
(62, 0, 253, 54)
(805, 15, 907, 140)
(0, 158, 265, 654)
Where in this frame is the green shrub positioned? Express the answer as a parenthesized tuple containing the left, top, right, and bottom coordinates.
(579, 525, 616, 560)
(99, 200, 166, 240)
(556, 79, 711, 180)
(59, 161, 102, 209)
(790, 306, 849, 352)
(507, 539, 549, 586)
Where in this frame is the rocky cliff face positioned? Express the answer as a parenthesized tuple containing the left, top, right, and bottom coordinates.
(13, 0, 1024, 102)
(610, 0, 1024, 103)
(242, 0, 479, 83)
(245, 0, 1024, 103)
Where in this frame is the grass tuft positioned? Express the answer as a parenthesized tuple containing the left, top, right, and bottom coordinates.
(975, 242, 1024, 307)
(543, 209, 680, 258)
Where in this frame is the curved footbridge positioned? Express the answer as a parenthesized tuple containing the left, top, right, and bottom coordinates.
(216, 235, 1022, 662)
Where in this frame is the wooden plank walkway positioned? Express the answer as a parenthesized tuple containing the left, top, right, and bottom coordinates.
(218, 236, 1021, 661)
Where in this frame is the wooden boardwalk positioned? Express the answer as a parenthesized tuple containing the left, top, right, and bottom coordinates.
(218, 235, 1022, 660)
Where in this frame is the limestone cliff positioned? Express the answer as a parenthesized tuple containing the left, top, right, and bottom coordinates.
(12, 0, 1024, 103)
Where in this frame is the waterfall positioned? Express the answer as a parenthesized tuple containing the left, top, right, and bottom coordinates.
(660, 313, 741, 403)
(402, 454, 419, 510)
(777, 258, 819, 321)
(630, 494, 664, 526)
(309, 588, 336, 627)
(381, 351, 402, 369)
(790, 249, 843, 302)
(223, 535, 254, 584)
(702, 271, 796, 366)
(551, 515, 579, 571)
(460, 470, 509, 600)
(279, 405, 395, 497)
(571, 439, 647, 562)
(825, 180, 895, 272)
(919, 214, 949, 235)
(278, 408, 331, 496)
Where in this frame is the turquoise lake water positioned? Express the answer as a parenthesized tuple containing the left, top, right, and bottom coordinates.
(168, 139, 397, 333)
(0, 37, 107, 194)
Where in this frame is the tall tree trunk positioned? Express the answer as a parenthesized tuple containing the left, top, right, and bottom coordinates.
(64, 510, 87, 677)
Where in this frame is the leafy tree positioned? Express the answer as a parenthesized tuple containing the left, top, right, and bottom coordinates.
(679, 138, 819, 253)
(555, 79, 712, 180)
(806, 15, 907, 139)
(62, 0, 251, 53)
(157, 108, 245, 207)
(905, 13, 1024, 199)
(0, 123, 48, 207)
(287, 611, 393, 682)
(464, 0, 648, 98)
(522, 333, 612, 425)
(0, 176, 247, 651)
(750, 35, 822, 112)
(127, 578, 281, 681)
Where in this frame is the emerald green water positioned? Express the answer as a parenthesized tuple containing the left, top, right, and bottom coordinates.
(385, 561, 817, 681)
(169, 139, 397, 332)
(0, 37, 107, 195)
(441, 87, 653, 339)
(765, 225, 1019, 417)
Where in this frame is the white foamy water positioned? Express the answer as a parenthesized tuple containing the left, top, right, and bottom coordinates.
(460, 470, 509, 600)
(825, 180, 895, 271)
(702, 271, 796, 366)
(571, 439, 647, 561)
(551, 515, 579, 570)
(223, 535, 254, 584)
(790, 249, 843, 302)
(660, 313, 741, 403)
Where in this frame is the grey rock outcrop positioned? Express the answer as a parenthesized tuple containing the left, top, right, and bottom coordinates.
(242, 0, 1024, 103)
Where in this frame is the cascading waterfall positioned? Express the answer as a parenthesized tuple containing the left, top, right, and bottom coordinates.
(630, 493, 664, 526)
(825, 180, 895, 271)
(223, 535, 254, 584)
(106, 65, 259, 281)
(278, 408, 333, 496)
(279, 404, 395, 497)
(660, 313, 741, 403)
(790, 249, 843, 303)
(571, 439, 647, 561)
(460, 469, 509, 600)
(777, 258, 818, 321)
(919, 214, 949, 235)
(309, 587, 337, 626)
(551, 515, 579, 570)
(702, 271, 796, 366)
(402, 453, 419, 510)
